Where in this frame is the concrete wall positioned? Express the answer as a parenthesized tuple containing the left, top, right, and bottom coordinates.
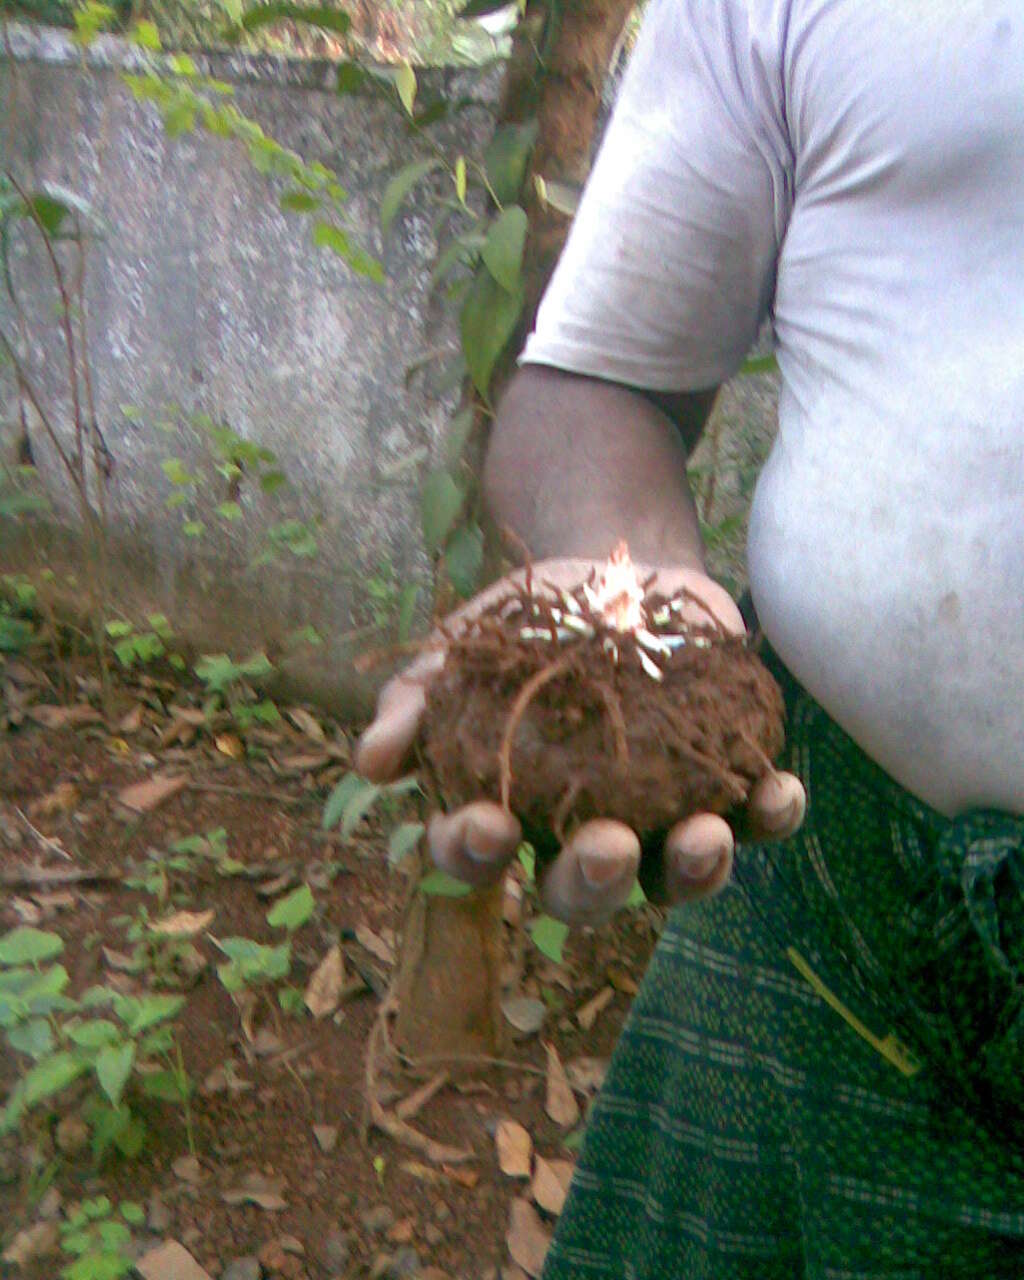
(0, 23, 779, 713)
(0, 24, 498, 712)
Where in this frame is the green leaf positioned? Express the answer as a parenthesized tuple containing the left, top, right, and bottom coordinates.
(311, 222, 384, 282)
(336, 61, 366, 94)
(160, 457, 194, 486)
(740, 353, 779, 376)
(482, 206, 527, 293)
(95, 1041, 135, 1107)
(388, 822, 424, 866)
(183, 520, 205, 538)
(484, 121, 538, 206)
(394, 62, 417, 116)
(266, 884, 315, 932)
(625, 877, 647, 908)
(279, 190, 320, 213)
(0, 927, 63, 966)
(460, 268, 524, 398)
(562, 1125, 585, 1152)
(421, 470, 464, 553)
(72, 1, 115, 45)
(111, 993, 184, 1035)
(216, 501, 244, 522)
(7, 1017, 54, 1060)
(419, 869, 472, 898)
(341, 782, 383, 838)
(444, 407, 475, 468)
(322, 773, 375, 831)
(120, 1202, 145, 1225)
(529, 914, 569, 964)
(130, 19, 161, 49)
(214, 938, 290, 989)
(454, 156, 467, 205)
(444, 520, 484, 599)
(169, 52, 198, 77)
(459, 0, 511, 15)
(381, 159, 443, 235)
(139, 1069, 189, 1102)
(23, 1051, 86, 1106)
(66, 1019, 120, 1049)
(278, 986, 306, 1015)
(238, 2, 351, 35)
(397, 582, 419, 645)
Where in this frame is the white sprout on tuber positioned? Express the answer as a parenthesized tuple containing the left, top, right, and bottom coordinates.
(516, 542, 706, 678)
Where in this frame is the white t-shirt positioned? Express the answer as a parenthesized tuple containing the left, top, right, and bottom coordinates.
(521, 0, 1024, 818)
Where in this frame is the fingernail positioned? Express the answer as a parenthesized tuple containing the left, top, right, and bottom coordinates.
(579, 850, 627, 889)
(465, 842, 498, 864)
(676, 850, 723, 882)
(763, 796, 801, 834)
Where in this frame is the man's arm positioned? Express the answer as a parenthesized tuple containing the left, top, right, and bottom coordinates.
(484, 365, 718, 569)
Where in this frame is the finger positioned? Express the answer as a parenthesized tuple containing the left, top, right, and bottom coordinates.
(745, 771, 806, 841)
(538, 819, 641, 927)
(355, 650, 445, 782)
(654, 569, 746, 637)
(660, 813, 735, 905)
(428, 801, 522, 888)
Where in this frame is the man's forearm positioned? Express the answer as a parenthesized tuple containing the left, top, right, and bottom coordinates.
(482, 365, 717, 569)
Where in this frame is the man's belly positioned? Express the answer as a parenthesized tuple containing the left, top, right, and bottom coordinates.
(747, 436, 1024, 819)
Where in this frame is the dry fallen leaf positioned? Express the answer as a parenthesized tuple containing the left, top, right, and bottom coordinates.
(28, 704, 102, 729)
(441, 1164, 480, 1188)
(354, 923, 395, 965)
(119, 703, 145, 734)
(502, 995, 547, 1036)
(399, 1161, 448, 1186)
(101, 946, 138, 973)
(135, 1240, 212, 1280)
(215, 733, 245, 760)
(274, 751, 330, 775)
(606, 964, 639, 995)
(172, 1154, 204, 1185)
(221, 1171, 288, 1211)
(149, 908, 215, 938)
(250, 1028, 284, 1057)
(1, 1222, 59, 1267)
(503, 878, 523, 927)
(544, 1042, 580, 1128)
(495, 1119, 532, 1179)
(531, 1156, 574, 1216)
(312, 1124, 338, 1153)
(116, 773, 187, 814)
(575, 985, 614, 1032)
(33, 782, 79, 817)
(304, 945, 345, 1019)
(506, 1197, 552, 1277)
(10, 897, 42, 925)
(201, 1061, 252, 1096)
(566, 1056, 608, 1096)
(287, 706, 326, 742)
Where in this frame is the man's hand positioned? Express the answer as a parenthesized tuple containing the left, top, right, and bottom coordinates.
(356, 558, 806, 926)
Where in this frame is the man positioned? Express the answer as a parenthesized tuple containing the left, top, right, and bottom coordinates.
(358, 0, 1024, 1274)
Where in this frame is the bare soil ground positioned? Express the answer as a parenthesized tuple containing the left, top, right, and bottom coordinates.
(0, 651, 659, 1280)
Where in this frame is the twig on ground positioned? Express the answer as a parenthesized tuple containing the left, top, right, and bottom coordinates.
(0, 864, 117, 888)
(15, 807, 73, 861)
(363, 992, 475, 1166)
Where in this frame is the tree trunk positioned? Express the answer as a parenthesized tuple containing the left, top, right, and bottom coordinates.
(392, 0, 635, 1067)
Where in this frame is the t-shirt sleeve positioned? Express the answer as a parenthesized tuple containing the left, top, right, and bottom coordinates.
(521, 0, 793, 391)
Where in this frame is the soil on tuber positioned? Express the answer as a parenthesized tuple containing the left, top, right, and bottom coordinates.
(422, 550, 785, 855)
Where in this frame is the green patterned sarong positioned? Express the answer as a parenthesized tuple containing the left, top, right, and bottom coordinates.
(543, 650, 1024, 1280)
